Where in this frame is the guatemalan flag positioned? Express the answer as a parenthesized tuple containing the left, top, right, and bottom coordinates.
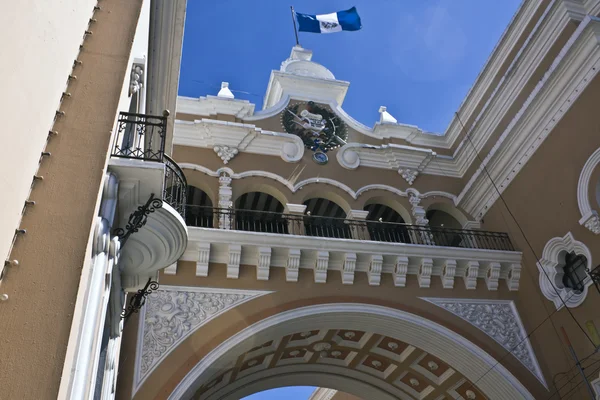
(295, 7, 362, 34)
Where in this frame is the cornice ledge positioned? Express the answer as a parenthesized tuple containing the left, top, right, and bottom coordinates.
(337, 143, 439, 181)
(458, 16, 600, 219)
(176, 95, 255, 119)
(173, 118, 304, 163)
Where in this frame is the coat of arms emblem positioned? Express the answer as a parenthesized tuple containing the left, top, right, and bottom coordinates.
(281, 101, 347, 164)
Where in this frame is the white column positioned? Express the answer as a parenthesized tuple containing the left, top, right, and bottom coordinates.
(218, 173, 233, 229)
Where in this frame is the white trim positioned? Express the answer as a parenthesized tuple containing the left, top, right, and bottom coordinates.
(168, 303, 534, 400)
(174, 119, 305, 163)
(421, 297, 546, 387)
(132, 286, 272, 397)
(179, 163, 457, 203)
(578, 146, 600, 234)
(458, 16, 600, 219)
(537, 232, 593, 309)
(308, 388, 337, 400)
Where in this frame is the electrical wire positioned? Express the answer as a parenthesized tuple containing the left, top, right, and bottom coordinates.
(557, 360, 600, 400)
(450, 111, 597, 394)
(454, 111, 595, 346)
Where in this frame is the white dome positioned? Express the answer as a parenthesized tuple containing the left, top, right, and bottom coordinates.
(281, 59, 335, 80)
(280, 46, 336, 80)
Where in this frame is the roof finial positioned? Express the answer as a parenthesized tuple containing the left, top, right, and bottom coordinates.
(378, 106, 397, 124)
(217, 82, 235, 99)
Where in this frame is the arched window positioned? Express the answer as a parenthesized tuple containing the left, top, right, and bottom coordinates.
(426, 209, 463, 247)
(186, 186, 213, 227)
(364, 204, 411, 243)
(303, 198, 350, 238)
(234, 192, 287, 233)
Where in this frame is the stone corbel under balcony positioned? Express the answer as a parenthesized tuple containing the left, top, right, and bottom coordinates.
(108, 113, 188, 290)
(180, 227, 522, 291)
(173, 119, 305, 163)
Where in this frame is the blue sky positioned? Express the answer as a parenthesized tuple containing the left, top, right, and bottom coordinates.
(241, 386, 316, 400)
(178, 2, 521, 399)
(179, 0, 521, 134)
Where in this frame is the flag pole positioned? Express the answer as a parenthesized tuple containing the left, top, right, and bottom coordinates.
(290, 6, 300, 46)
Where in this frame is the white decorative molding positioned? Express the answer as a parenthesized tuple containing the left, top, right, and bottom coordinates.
(393, 256, 409, 287)
(256, 247, 272, 281)
(309, 388, 338, 400)
(421, 298, 547, 388)
(286, 248, 301, 282)
(177, 95, 255, 119)
(507, 263, 522, 291)
(218, 173, 233, 229)
(164, 262, 177, 275)
(578, 146, 600, 234)
(378, 106, 398, 124)
(369, 255, 383, 286)
(174, 119, 304, 163)
(120, 203, 188, 290)
(336, 143, 438, 177)
(213, 145, 239, 164)
(442, 259, 457, 289)
(227, 244, 242, 279)
(315, 251, 329, 283)
(186, 227, 522, 289)
(129, 62, 145, 96)
(196, 242, 210, 277)
(343, 253, 357, 285)
(537, 232, 593, 309)
(458, 16, 600, 220)
(169, 303, 536, 400)
(398, 168, 418, 185)
(418, 258, 433, 288)
(463, 261, 479, 290)
(217, 82, 234, 99)
(485, 262, 501, 291)
(179, 163, 458, 205)
(133, 286, 271, 396)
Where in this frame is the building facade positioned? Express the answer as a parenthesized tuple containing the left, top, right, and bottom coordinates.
(2, 1, 600, 399)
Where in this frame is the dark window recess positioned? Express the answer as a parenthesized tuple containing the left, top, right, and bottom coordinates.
(562, 252, 588, 293)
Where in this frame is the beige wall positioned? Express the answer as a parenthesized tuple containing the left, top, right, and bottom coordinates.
(0, 0, 144, 398)
(481, 73, 600, 399)
(0, 0, 98, 263)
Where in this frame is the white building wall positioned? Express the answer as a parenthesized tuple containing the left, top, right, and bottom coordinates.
(0, 0, 98, 262)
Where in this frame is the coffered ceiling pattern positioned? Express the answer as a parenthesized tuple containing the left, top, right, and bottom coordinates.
(194, 329, 487, 400)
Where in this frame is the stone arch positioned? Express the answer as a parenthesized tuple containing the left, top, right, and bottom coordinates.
(232, 180, 290, 210)
(182, 169, 217, 207)
(298, 186, 352, 215)
(426, 202, 469, 228)
(168, 303, 534, 400)
(577, 146, 600, 234)
(362, 195, 412, 224)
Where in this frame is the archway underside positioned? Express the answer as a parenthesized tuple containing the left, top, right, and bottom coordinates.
(194, 328, 487, 400)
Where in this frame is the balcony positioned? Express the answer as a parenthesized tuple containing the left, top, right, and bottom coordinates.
(108, 112, 188, 290)
(181, 206, 522, 290)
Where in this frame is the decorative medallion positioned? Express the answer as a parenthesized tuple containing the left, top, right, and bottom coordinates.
(281, 101, 347, 164)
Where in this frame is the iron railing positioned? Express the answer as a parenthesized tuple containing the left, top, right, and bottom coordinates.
(111, 112, 167, 161)
(163, 155, 187, 218)
(184, 206, 515, 251)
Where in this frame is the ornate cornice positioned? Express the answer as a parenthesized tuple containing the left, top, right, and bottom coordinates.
(578, 146, 600, 234)
(133, 286, 272, 396)
(421, 297, 546, 388)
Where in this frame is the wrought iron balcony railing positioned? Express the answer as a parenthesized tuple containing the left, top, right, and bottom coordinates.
(184, 206, 515, 251)
(110, 112, 186, 218)
(163, 155, 187, 218)
(111, 112, 166, 161)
